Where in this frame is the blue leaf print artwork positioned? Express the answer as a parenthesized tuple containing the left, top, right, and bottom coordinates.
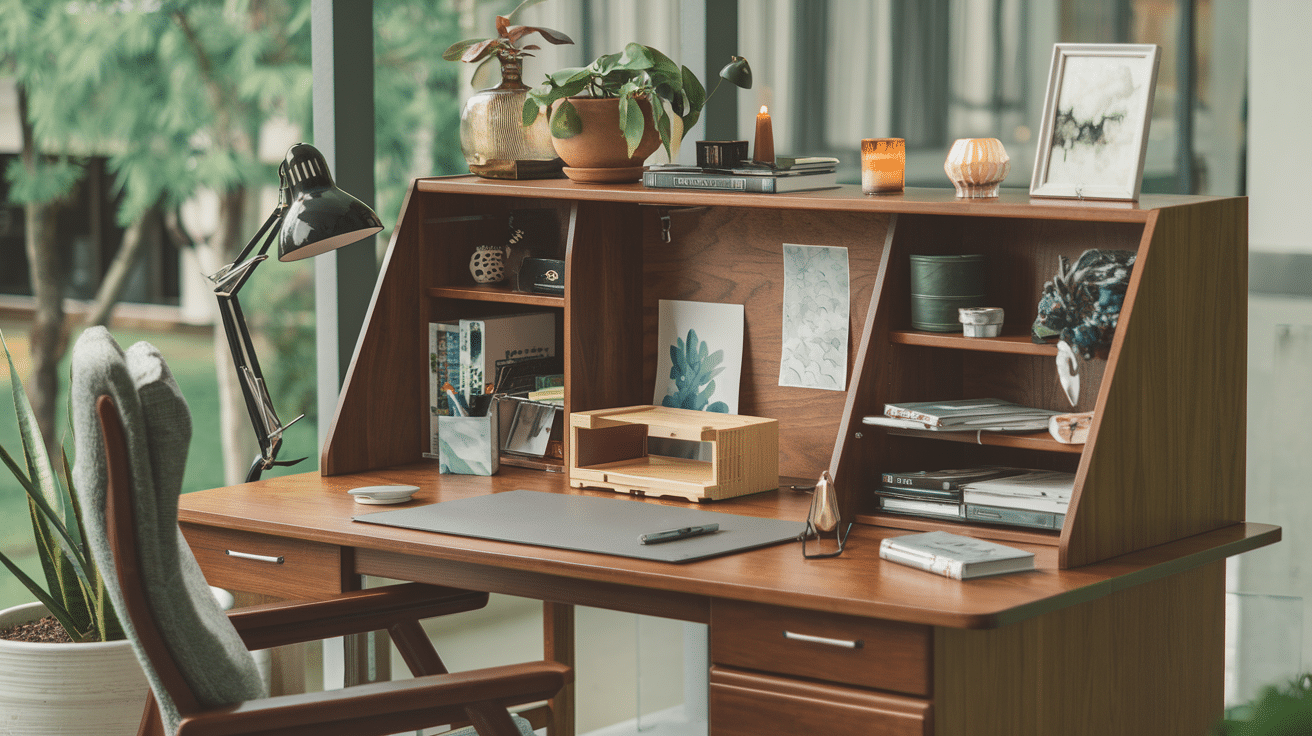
(661, 328, 729, 413)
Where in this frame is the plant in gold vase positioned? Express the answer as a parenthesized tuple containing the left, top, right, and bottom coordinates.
(522, 44, 752, 183)
(443, 0, 575, 179)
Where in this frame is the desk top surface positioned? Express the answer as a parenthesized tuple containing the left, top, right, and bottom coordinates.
(177, 464, 1278, 630)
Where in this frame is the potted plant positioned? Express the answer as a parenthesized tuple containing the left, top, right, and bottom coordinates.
(442, 0, 575, 179)
(0, 330, 149, 734)
(521, 43, 751, 182)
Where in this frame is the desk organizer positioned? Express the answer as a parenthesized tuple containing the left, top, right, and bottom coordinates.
(569, 405, 778, 502)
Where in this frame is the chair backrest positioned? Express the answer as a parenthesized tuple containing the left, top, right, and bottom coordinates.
(71, 327, 265, 734)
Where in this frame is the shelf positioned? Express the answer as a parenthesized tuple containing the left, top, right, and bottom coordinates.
(854, 511, 1062, 546)
(428, 285, 564, 308)
(883, 428, 1084, 454)
(888, 330, 1059, 356)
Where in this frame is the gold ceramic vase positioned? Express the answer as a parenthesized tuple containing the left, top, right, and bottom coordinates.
(459, 56, 562, 179)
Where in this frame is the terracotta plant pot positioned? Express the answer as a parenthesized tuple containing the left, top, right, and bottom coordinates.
(0, 602, 150, 735)
(551, 97, 661, 183)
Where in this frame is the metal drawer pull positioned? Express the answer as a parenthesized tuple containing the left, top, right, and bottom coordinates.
(225, 550, 285, 564)
(782, 630, 864, 649)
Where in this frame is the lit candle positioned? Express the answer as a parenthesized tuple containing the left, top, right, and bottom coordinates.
(753, 105, 774, 165)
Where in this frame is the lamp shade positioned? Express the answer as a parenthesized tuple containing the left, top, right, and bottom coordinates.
(277, 143, 384, 262)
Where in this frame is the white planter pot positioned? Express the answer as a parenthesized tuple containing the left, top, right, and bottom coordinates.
(0, 602, 149, 735)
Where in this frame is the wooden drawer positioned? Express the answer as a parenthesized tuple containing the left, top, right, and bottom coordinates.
(180, 523, 349, 600)
(711, 599, 931, 696)
(710, 665, 931, 736)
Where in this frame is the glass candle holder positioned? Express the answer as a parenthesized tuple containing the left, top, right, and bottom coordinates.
(861, 138, 905, 194)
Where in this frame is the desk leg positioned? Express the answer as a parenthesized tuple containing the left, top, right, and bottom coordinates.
(544, 602, 575, 736)
(344, 576, 391, 687)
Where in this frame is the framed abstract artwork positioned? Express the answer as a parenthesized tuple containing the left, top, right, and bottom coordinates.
(1030, 43, 1161, 201)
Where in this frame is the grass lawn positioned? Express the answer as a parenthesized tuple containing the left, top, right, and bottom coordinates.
(1, 319, 319, 610)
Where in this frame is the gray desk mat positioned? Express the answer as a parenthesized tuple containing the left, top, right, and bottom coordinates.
(352, 489, 805, 563)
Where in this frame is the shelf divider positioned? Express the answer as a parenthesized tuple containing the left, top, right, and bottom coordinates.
(428, 285, 564, 308)
(888, 329, 1059, 356)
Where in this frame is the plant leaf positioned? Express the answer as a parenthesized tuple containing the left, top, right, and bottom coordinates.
(532, 26, 575, 46)
(442, 37, 490, 62)
(549, 99, 581, 139)
(680, 65, 706, 132)
(460, 39, 498, 64)
(495, 15, 510, 39)
(0, 550, 90, 642)
(618, 94, 646, 158)
(506, 0, 548, 22)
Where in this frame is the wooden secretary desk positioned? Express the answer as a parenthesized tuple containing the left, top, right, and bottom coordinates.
(178, 178, 1279, 736)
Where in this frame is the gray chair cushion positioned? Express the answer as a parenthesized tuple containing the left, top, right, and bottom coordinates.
(72, 327, 264, 734)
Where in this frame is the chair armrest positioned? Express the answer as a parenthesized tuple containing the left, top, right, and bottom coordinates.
(228, 582, 489, 650)
(175, 661, 571, 736)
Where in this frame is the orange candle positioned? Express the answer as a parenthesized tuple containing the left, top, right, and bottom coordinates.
(753, 105, 774, 165)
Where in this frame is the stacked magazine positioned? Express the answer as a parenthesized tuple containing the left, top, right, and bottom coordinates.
(874, 466, 1025, 520)
(960, 470, 1075, 530)
(866, 398, 1059, 433)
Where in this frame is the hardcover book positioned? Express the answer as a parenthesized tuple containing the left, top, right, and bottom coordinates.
(459, 312, 556, 400)
(879, 531, 1035, 580)
(880, 466, 1027, 493)
(878, 496, 963, 519)
(642, 169, 839, 193)
(426, 321, 459, 459)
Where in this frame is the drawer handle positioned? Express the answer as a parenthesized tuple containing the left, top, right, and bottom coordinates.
(782, 630, 864, 649)
(225, 550, 285, 564)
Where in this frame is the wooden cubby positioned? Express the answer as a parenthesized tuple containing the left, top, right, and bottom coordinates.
(323, 178, 1247, 569)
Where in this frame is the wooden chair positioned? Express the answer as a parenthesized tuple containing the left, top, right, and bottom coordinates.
(70, 328, 568, 736)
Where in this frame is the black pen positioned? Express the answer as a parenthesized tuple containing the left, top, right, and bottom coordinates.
(639, 523, 720, 545)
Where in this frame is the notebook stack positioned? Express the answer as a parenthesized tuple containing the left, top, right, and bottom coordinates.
(642, 156, 839, 193)
(960, 470, 1075, 530)
(874, 467, 1025, 520)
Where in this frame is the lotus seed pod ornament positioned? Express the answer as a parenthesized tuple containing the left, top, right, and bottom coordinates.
(469, 244, 506, 283)
(944, 138, 1011, 198)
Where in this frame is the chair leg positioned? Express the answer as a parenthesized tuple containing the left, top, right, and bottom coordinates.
(389, 619, 523, 736)
(466, 701, 524, 736)
(137, 691, 166, 736)
(388, 619, 449, 676)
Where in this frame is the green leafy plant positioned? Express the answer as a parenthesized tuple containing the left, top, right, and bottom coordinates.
(522, 44, 752, 158)
(1217, 674, 1312, 736)
(661, 328, 729, 413)
(441, 0, 574, 80)
(0, 330, 122, 643)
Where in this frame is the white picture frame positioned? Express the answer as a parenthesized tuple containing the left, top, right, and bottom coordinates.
(1030, 43, 1161, 201)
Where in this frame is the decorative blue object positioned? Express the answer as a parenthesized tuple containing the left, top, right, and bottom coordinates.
(661, 328, 729, 413)
(1032, 249, 1136, 359)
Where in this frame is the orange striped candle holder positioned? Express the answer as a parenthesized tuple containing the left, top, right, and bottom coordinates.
(861, 138, 905, 194)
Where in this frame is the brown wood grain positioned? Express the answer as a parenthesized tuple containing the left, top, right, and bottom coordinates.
(1063, 200, 1248, 567)
(543, 603, 575, 736)
(640, 205, 886, 479)
(181, 524, 349, 600)
(177, 466, 1277, 630)
(934, 562, 1225, 736)
(710, 599, 931, 695)
(708, 666, 931, 736)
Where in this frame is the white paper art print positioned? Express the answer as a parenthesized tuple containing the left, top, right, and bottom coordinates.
(779, 244, 849, 391)
(654, 300, 744, 414)
(1030, 44, 1161, 201)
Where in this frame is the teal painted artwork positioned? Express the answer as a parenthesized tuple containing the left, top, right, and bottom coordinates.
(661, 328, 729, 413)
(653, 300, 744, 414)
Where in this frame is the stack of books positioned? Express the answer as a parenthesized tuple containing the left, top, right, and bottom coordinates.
(874, 466, 1025, 520)
(960, 470, 1075, 530)
(865, 398, 1059, 433)
(642, 156, 839, 193)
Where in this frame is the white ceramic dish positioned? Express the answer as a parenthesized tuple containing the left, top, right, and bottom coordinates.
(349, 485, 420, 505)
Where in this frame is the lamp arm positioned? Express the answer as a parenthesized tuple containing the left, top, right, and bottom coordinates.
(213, 207, 305, 482)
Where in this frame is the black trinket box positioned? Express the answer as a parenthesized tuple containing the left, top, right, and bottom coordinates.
(519, 258, 565, 295)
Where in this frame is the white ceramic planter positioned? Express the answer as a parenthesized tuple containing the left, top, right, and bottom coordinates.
(0, 602, 149, 735)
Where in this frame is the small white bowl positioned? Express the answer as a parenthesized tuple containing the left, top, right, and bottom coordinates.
(959, 307, 1004, 337)
(348, 485, 420, 505)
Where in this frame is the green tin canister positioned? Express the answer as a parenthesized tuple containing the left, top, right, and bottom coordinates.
(909, 254, 986, 332)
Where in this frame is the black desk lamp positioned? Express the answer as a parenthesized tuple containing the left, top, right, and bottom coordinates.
(208, 143, 383, 483)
